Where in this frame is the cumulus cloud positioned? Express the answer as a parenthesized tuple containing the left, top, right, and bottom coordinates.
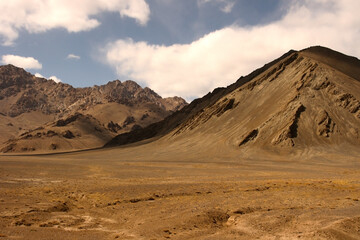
(67, 54, 81, 60)
(0, 0, 150, 45)
(1, 55, 42, 69)
(48, 75, 62, 83)
(103, 0, 360, 100)
(35, 73, 62, 83)
(198, 0, 236, 13)
(34, 73, 45, 78)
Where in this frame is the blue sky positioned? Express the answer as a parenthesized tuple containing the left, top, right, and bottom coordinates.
(1, 0, 360, 101)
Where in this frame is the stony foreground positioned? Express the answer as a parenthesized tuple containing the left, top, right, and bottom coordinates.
(0, 145, 359, 240)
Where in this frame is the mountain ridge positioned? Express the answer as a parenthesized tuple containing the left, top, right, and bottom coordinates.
(301, 46, 360, 82)
(105, 46, 360, 153)
(0, 64, 186, 117)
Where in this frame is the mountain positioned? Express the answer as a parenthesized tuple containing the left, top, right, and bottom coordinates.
(105, 46, 360, 154)
(0, 65, 187, 152)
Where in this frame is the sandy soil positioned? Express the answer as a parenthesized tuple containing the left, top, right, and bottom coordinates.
(0, 143, 359, 240)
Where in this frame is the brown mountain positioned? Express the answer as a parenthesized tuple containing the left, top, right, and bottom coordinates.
(0, 65, 187, 152)
(106, 46, 360, 155)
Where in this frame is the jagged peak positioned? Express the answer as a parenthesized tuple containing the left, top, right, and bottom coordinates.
(143, 87, 161, 98)
(123, 80, 141, 88)
(0, 64, 33, 76)
(0, 64, 24, 70)
(106, 79, 122, 84)
(165, 96, 188, 102)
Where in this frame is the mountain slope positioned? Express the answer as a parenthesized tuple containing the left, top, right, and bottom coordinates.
(0, 65, 187, 152)
(1, 113, 113, 153)
(106, 46, 360, 154)
(105, 49, 297, 147)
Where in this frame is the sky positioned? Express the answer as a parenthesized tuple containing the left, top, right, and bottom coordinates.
(1, 0, 360, 101)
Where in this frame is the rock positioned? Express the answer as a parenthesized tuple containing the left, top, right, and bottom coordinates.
(123, 116, 135, 127)
(107, 121, 122, 133)
(62, 130, 75, 139)
(316, 110, 335, 137)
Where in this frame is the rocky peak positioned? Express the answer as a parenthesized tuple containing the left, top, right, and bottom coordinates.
(0, 64, 35, 90)
(162, 96, 188, 112)
(0, 64, 30, 76)
(143, 87, 161, 98)
(122, 80, 142, 90)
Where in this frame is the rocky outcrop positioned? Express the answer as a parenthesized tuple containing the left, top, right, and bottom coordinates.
(239, 129, 259, 146)
(271, 103, 306, 147)
(55, 113, 83, 127)
(107, 121, 122, 133)
(316, 110, 335, 137)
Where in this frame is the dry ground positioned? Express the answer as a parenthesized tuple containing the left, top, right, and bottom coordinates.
(0, 143, 359, 239)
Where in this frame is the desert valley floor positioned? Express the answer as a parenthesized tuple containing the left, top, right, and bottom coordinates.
(0, 141, 360, 240)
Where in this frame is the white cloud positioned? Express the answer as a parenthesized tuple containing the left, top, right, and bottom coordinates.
(103, 0, 360, 101)
(49, 75, 62, 83)
(35, 73, 62, 83)
(67, 54, 81, 60)
(198, 0, 235, 13)
(35, 73, 45, 78)
(0, 0, 150, 45)
(1, 55, 42, 69)
(220, 1, 235, 13)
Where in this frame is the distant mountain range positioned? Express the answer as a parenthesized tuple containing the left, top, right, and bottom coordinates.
(0, 65, 187, 152)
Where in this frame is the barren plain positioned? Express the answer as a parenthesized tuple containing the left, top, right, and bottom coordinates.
(0, 142, 359, 239)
